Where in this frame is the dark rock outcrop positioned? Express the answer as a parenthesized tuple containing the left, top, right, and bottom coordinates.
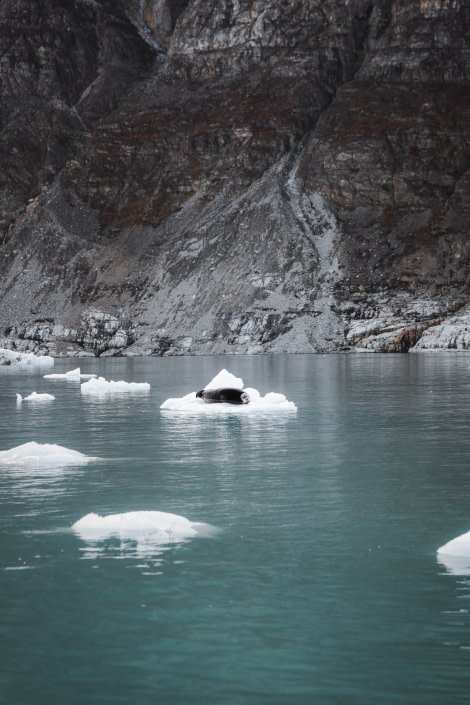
(1, 0, 470, 356)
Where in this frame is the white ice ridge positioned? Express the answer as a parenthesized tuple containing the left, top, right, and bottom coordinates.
(72, 510, 215, 545)
(16, 392, 55, 403)
(0, 348, 54, 366)
(80, 376, 151, 395)
(44, 367, 97, 380)
(0, 441, 96, 466)
(160, 368, 297, 413)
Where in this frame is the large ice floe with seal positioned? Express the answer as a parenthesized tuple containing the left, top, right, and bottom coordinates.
(0, 441, 96, 466)
(160, 369, 297, 413)
(72, 511, 216, 546)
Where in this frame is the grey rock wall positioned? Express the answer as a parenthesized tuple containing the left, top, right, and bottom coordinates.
(1, 0, 470, 356)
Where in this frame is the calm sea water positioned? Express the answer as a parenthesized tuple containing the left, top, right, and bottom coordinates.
(2, 352, 470, 704)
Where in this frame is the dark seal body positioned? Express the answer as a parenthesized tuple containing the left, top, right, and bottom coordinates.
(196, 388, 250, 405)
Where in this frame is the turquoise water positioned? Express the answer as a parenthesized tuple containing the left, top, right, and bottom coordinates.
(2, 352, 470, 704)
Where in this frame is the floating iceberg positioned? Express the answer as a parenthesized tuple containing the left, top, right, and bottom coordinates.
(0, 441, 96, 466)
(438, 529, 470, 558)
(80, 376, 150, 395)
(0, 348, 54, 367)
(437, 530, 470, 575)
(44, 367, 97, 380)
(72, 510, 215, 545)
(16, 392, 55, 403)
(160, 369, 297, 413)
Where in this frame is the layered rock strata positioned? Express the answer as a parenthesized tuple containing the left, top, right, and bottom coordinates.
(1, 0, 470, 356)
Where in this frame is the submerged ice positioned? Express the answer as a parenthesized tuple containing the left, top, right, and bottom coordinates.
(160, 368, 297, 412)
(72, 510, 215, 546)
(0, 441, 95, 466)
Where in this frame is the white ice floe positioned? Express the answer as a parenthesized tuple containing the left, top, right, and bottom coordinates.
(437, 530, 470, 575)
(72, 510, 215, 546)
(80, 376, 150, 395)
(44, 367, 97, 380)
(160, 368, 297, 413)
(0, 441, 96, 466)
(16, 392, 55, 403)
(0, 348, 54, 367)
(438, 529, 470, 558)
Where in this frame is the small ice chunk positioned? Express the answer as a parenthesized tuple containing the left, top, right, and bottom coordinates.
(72, 510, 213, 545)
(0, 441, 95, 466)
(16, 392, 55, 403)
(44, 367, 97, 380)
(80, 377, 150, 395)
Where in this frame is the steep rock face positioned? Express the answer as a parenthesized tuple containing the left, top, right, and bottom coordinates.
(1, 0, 470, 356)
(0, 0, 156, 241)
(297, 0, 470, 298)
(62, 0, 375, 233)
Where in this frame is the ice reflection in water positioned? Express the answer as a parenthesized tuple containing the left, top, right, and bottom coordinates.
(77, 538, 181, 575)
(437, 541, 470, 653)
(438, 553, 470, 577)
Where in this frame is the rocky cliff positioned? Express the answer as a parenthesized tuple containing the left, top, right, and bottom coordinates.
(1, 0, 470, 356)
